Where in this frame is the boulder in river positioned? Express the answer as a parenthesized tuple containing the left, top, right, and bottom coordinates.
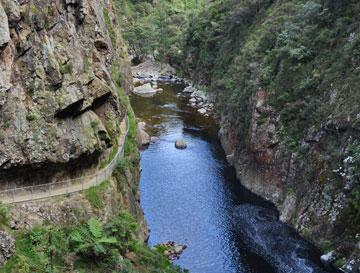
(133, 83, 157, 97)
(175, 139, 187, 149)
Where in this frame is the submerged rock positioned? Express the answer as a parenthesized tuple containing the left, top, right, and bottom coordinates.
(175, 139, 187, 149)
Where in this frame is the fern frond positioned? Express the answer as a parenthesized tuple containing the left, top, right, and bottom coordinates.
(88, 218, 103, 239)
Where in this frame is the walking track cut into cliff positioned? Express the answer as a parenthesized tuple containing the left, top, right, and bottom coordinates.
(0, 118, 129, 204)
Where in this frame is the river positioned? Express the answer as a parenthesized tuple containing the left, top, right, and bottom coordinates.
(130, 83, 337, 273)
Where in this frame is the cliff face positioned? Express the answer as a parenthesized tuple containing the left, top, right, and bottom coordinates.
(0, 1, 163, 271)
(219, 90, 360, 270)
(0, 0, 132, 188)
(181, 0, 360, 271)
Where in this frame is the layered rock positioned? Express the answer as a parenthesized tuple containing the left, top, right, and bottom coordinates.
(0, 0, 132, 189)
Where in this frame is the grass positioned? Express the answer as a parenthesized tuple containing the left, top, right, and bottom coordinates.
(99, 143, 119, 169)
(84, 180, 111, 209)
(103, 8, 116, 48)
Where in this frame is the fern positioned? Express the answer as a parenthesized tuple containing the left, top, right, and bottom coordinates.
(88, 218, 103, 239)
(69, 218, 117, 258)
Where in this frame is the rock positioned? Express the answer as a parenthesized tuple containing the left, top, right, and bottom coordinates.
(198, 108, 207, 115)
(320, 251, 336, 266)
(133, 83, 157, 97)
(0, 0, 132, 187)
(150, 136, 159, 143)
(2, 0, 21, 27)
(0, 231, 15, 267)
(156, 241, 187, 261)
(174, 245, 185, 253)
(0, 3, 10, 49)
(175, 139, 187, 149)
(94, 39, 109, 53)
(196, 96, 203, 102)
(55, 84, 84, 118)
(183, 85, 195, 93)
(131, 59, 176, 79)
(189, 98, 197, 103)
(136, 122, 150, 146)
(133, 78, 143, 85)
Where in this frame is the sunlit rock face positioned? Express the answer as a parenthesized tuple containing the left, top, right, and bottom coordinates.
(0, 0, 132, 187)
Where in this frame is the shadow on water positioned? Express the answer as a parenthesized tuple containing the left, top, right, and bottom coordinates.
(130, 84, 338, 273)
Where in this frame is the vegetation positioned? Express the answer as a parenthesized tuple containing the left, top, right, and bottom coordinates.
(84, 180, 111, 209)
(114, 0, 205, 64)
(1, 212, 182, 273)
(118, 0, 360, 263)
(0, 203, 10, 229)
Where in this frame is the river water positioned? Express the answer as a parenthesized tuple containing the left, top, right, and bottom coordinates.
(130, 83, 336, 273)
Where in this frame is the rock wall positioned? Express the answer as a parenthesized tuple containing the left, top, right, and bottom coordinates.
(218, 90, 360, 272)
(0, 0, 132, 189)
(0, 1, 148, 266)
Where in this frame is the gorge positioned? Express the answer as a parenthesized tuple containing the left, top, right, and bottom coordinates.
(0, 0, 359, 272)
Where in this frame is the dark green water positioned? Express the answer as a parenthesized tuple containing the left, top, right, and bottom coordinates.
(130, 83, 334, 273)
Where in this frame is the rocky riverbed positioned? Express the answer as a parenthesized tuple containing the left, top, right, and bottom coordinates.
(181, 85, 214, 117)
(131, 60, 214, 116)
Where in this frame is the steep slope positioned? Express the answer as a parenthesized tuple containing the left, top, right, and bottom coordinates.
(182, 0, 360, 271)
